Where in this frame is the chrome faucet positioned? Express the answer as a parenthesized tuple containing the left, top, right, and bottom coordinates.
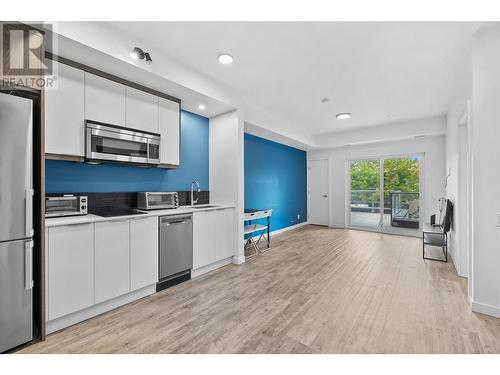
(191, 180, 200, 206)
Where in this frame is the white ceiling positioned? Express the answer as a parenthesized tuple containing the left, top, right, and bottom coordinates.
(106, 22, 481, 146)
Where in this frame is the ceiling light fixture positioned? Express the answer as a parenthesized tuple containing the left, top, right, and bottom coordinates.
(198, 104, 206, 111)
(218, 53, 234, 65)
(130, 47, 152, 63)
(336, 113, 351, 120)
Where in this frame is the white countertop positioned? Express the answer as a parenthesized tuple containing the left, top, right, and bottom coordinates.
(45, 204, 235, 227)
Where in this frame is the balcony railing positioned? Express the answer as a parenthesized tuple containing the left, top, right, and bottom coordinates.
(350, 190, 419, 229)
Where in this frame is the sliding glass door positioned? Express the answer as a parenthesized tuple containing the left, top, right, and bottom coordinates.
(349, 155, 422, 235)
(350, 159, 381, 229)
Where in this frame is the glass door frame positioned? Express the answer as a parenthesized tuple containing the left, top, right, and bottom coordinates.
(346, 152, 424, 237)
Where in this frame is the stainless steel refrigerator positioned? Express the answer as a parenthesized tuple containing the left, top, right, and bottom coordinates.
(0, 92, 34, 352)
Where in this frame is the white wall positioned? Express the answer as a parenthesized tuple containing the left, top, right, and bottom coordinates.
(445, 94, 471, 277)
(308, 132, 446, 231)
(470, 23, 500, 317)
(209, 110, 245, 264)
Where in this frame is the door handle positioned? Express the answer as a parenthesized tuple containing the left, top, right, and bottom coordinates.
(26, 189, 34, 237)
(25, 241, 33, 290)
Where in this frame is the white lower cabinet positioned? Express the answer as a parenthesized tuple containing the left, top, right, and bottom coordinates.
(193, 210, 216, 269)
(45, 207, 234, 331)
(215, 209, 235, 261)
(130, 216, 159, 291)
(48, 223, 94, 320)
(94, 219, 130, 304)
(193, 208, 235, 270)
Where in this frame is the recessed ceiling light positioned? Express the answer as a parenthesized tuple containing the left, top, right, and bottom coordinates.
(336, 113, 351, 120)
(321, 97, 330, 103)
(218, 53, 234, 65)
(198, 104, 206, 111)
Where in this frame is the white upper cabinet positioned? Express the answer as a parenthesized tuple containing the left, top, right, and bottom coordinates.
(47, 223, 94, 320)
(126, 87, 159, 133)
(158, 97, 180, 167)
(94, 220, 130, 304)
(45, 63, 85, 156)
(85, 72, 126, 126)
(130, 216, 158, 291)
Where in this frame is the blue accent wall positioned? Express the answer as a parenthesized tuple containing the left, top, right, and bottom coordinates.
(244, 133, 307, 232)
(46, 111, 209, 193)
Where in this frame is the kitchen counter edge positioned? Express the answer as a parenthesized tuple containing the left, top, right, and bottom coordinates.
(45, 205, 236, 227)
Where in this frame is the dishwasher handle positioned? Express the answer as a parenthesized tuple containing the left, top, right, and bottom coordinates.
(160, 215, 192, 225)
(165, 220, 186, 225)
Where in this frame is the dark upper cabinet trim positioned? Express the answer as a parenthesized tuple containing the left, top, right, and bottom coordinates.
(45, 51, 181, 104)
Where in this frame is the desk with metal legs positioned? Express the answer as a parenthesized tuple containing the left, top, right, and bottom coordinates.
(244, 209, 272, 256)
(422, 223, 447, 262)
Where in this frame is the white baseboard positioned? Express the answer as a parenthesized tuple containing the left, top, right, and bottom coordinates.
(270, 221, 309, 235)
(191, 257, 233, 278)
(471, 301, 500, 318)
(245, 221, 308, 242)
(46, 285, 156, 334)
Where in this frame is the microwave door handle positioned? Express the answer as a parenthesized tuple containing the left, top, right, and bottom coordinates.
(147, 139, 151, 164)
(25, 189, 34, 237)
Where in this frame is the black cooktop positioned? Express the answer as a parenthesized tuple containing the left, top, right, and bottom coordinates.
(93, 209, 146, 218)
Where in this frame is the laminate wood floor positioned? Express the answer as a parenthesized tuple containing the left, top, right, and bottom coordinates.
(21, 226, 500, 354)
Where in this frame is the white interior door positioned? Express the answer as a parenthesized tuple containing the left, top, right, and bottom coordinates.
(309, 159, 329, 226)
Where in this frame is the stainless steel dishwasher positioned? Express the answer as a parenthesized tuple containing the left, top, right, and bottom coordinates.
(158, 214, 193, 291)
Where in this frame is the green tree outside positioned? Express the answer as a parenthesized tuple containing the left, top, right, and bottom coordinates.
(351, 158, 420, 208)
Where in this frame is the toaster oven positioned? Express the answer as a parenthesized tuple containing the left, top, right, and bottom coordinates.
(137, 192, 179, 210)
(45, 195, 88, 218)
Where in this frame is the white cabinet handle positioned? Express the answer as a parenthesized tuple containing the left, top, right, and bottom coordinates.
(25, 241, 33, 290)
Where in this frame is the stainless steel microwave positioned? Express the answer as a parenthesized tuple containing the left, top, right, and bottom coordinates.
(85, 120, 160, 165)
(45, 195, 88, 218)
(137, 192, 179, 210)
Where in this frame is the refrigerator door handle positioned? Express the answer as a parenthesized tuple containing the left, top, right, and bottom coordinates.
(25, 240, 34, 290)
(25, 189, 34, 237)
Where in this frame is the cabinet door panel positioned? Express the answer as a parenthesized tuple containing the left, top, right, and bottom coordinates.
(192, 211, 216, 269)
(215, 209, 235, 261)
(95, 220, 130, 304)
(48, 223, 94, 320)
(130, 216, 158, 290)
(45, 63, 85, 156)
(126, 87, 159, 133)
(85, 73, 126, 126)
(158, 98, 180, 166)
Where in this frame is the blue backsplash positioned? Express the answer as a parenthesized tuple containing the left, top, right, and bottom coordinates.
(244, 133, 307, 232)
(45, 111, 209, 193)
